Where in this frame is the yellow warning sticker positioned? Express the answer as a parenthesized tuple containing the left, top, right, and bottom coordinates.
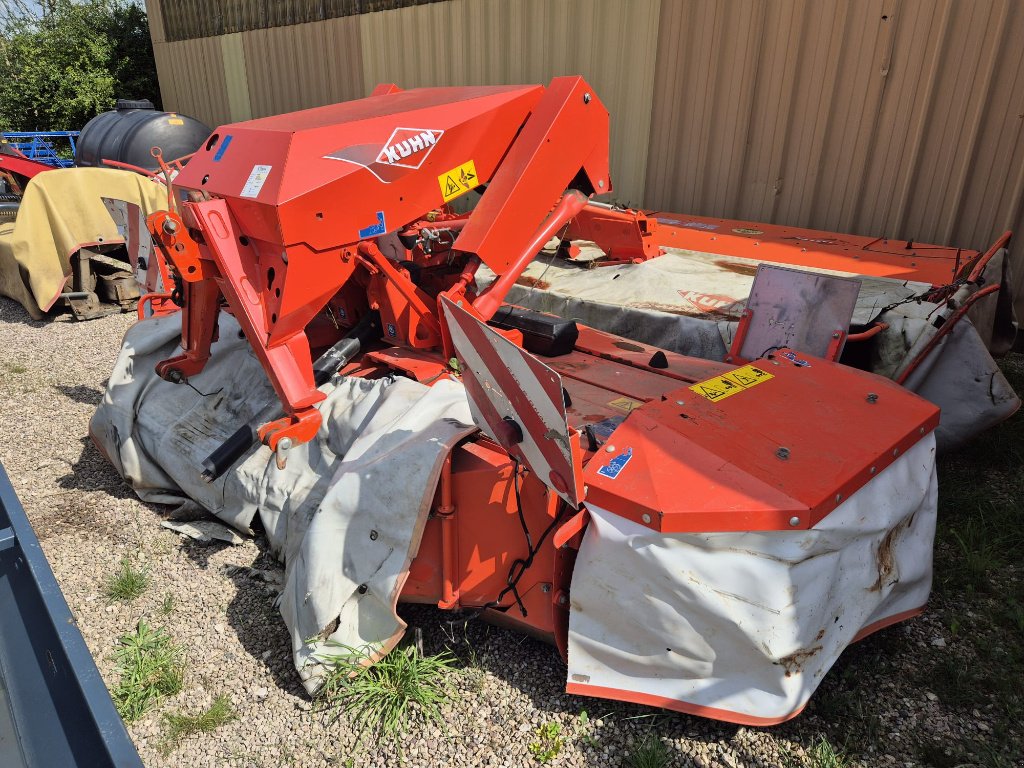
(167, 118, 184, 125)
(690, 364, 774, 403)
(608, 396, 643, 413)
(438, 160, 478, 202)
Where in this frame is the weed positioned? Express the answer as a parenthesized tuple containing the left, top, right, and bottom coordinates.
(528, 722, 563, 763)
(5, 362, 26, 374)
(315, 641, 457, 741)
(159, 592, 175, 616)
(160, 695, 235, 754)
(804, 736, 849, 768)
(104, 556, 149, 602)
(112, 620, 184, 721)
(625, 733, 671, 768)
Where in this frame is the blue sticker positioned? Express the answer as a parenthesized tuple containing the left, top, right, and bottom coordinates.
(213, 134, 233, 162)
(386, 323, 397, 337)
(597, 447, 633, 480)
(682, 221, 719, 231)
(358, 210, 387, 239)
(781, 351, 811, 367)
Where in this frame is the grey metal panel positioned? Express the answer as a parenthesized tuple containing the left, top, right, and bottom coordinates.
(0, 462, 143, 768)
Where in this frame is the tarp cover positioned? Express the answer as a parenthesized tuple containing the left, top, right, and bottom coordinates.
(0, 168, 168, 318)
(568, 435, 937, 724)
(480, 245, 1018, 449)
(89, 312, 476, 691)
(93, 311, 939, 720)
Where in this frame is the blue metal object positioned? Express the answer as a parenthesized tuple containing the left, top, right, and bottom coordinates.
(0, 132, 80, 168)
(0, 461, 143, 768)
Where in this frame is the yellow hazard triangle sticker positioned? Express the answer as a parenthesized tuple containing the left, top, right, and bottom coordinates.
(438, 160, 478, 202)
(690, 364, 774, 402)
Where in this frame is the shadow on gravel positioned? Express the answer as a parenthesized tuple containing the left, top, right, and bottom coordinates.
(58, 435, 136, 499)
(54, 383, 104, 405)
(0, 296, 48, 328)
(397, 603, 741, 765)
(221, 547, 307, 698)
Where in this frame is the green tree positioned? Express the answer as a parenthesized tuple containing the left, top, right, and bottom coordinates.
(0, 0, 159, 132)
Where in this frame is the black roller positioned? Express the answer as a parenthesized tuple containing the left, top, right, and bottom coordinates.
(75, 100, 211, 172)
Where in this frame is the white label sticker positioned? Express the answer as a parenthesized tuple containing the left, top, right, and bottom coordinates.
(240, 164, 272, 198)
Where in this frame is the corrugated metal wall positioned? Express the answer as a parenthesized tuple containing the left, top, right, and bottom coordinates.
(146, 0, 1024, 298)
(646, 0, 1024, 265)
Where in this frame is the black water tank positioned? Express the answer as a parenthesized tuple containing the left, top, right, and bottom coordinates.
(75, 99, 211, 172)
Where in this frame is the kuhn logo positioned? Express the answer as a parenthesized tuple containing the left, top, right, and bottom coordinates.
(376, 128, 443, 168)
(325, 127, 444, 183)
(678, 290, 739, 315)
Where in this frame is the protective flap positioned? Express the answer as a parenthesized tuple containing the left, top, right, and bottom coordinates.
(441, 296, 583, 508)
(738, 264, 860, 359)
(102, 197, 160, 293)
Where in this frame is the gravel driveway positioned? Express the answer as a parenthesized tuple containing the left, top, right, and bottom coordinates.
(1, 295, 1020, 768)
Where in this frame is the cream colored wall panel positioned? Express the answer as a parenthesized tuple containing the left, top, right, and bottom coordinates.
(646, 0, 1024, 304)
(359, 0, 661, 205)
(221, 33, 253, 122)
(241, 15, 364, 118)
(153, 37, 232, 128)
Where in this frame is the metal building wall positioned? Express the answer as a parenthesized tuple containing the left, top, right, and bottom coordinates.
(146, 0, 1024, 297)
(645, 0, 1024, 268)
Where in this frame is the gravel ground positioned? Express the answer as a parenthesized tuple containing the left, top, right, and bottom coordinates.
(0, 294, 1020, 768)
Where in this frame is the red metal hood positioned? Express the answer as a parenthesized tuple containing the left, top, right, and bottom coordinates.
(583, 353, 939, 533)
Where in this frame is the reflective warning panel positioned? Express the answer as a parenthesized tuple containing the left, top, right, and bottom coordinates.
(441, 296, 583, 508)
(690, 364, 774, 403)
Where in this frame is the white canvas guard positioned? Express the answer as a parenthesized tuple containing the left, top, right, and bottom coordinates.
(566, 434, 937, 724)
(90, 311, 476, 691)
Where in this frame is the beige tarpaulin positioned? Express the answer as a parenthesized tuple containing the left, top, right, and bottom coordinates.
(0, 168, 168, 319)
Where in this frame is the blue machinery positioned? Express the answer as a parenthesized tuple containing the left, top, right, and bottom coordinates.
(0, 132, 80, 168)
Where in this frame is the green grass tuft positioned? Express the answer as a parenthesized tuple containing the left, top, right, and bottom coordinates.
(104, 556, 149, 602)
(625, 733, 671, 768)
(160, 694, 235, 754)
(528, 722, 563, 763)
(112, 620, 184, 722)
(804, 736, 850, 768)
(314, 641, 457, 742)
(159, 592, 175, 616)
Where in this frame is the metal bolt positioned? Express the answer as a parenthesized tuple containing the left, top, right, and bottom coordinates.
(541, 583, 551, 593)
(776, 447, 790, 460)
(598, 179, 605, 189)
(789, 516, 800, 527)
(162, 218, 179, 235)
(870, 466, 876, 475)
(369, 530, 378, 541)
(605, 445, 616, 453)
(835, 494, 843, 503)
(583, 93, 591, 104)
(832, 331, 841, 339)
(557, 594, 568, 606)
(675, 400, 685, 406)
(893, 447, 900, 457)
(357, 584, 368, 594)
(277, 437, 293, 452)
(641, 513, 652, 524)
(866, 392, 878, 403)
(919, 426, 925, 434)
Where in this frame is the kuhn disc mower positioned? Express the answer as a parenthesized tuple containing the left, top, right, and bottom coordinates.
(93, 78, 943, 724)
